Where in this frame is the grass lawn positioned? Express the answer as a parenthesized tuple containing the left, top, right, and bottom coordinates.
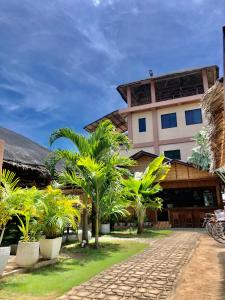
(0, 239, 148, 300)
(109, 228, 172, 239)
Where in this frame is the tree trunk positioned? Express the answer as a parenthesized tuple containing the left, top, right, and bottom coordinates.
(95, 206, 99, 248)
(81, 207, 89, 247)
(137, 220, 144, 234)
(0, 226, 6, 246)
(91, 202, 96, 236)
(136, 202, 146, 235)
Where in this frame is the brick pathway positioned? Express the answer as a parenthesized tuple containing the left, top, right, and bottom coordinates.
(58, 231, 200, 300)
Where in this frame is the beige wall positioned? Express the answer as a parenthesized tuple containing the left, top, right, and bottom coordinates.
(0, 140, 5, 172)
(127, 100, 204, 161)
(120, 146, 155, 158)
(132, 111, 154, 144)
(159, 141, 196, 161)
(157, 102, 204, 140)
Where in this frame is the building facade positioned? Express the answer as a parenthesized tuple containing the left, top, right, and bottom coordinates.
(85, 65, 219, 161)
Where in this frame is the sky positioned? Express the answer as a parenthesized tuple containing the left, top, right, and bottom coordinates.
(0, 0, 224, 149)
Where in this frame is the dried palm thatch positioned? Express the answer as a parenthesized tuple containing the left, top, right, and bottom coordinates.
(201, 79, 224, 171)
(0, 127, 51, 186)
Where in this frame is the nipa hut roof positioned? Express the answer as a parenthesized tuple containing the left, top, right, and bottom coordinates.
(201, 79, 225, 171)
(0, 127, 50, 175)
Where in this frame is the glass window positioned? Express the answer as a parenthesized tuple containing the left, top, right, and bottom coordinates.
(185, 108, 202, 125)
(161, 113, 177, 129)
(164, 149, 181, 160)
(138, 118, 146, 132)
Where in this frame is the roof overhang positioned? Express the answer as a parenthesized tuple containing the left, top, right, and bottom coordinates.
(84, 110, 128, 133)
(117, 65, 219, 103)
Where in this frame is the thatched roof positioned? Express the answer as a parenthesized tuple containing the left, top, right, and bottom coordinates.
(0, 127, 50, 175)
(201, 79, 224, 171)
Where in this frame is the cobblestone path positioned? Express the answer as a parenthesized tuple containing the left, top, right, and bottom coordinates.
(58, 231, 200, 300)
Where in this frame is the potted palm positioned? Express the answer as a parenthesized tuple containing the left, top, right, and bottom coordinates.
(39, 186, 80, 259)
(12, 187, 43, 267)
(100, 184, 129, 234)
(0, 170, 20, 275)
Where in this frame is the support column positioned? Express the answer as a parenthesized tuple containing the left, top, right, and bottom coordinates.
(0, 140, 5, 173)
(127, 87, 131, 107)
(150, 80, 156, 103)
(150, 80, 160, 155)
(127, 113, 133, 142)
(202, 69, 209, 93)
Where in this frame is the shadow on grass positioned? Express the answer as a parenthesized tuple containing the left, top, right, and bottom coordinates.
(0, 241, 123, 283)
(109, 228, 171, 239)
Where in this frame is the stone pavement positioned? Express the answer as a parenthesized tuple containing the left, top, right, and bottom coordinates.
(58, 231, 200, 300)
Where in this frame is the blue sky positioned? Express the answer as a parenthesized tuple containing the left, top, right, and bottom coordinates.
(0, 0, 224, 149)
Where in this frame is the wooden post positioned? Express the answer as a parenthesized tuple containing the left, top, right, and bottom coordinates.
(0, 140, 5, 173)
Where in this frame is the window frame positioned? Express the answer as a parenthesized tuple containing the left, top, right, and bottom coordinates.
(138, 117, 146, 133)
(185, 108, 202, 125)
(164, 149, 181, 160)
(161, 112, 177, 129)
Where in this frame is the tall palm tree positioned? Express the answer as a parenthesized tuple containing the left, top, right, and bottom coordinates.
(122, 155, 170, 234)
(60, 153, 133, 248)
(49, 120, 131, 247)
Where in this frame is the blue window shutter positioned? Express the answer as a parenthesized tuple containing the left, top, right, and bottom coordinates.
(185, 109, 202, 125)
(138, 118, 146, 132)
(161, 113, 177, 129)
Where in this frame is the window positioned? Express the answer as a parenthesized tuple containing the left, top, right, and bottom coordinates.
(164, 150, 181, 160)
(185, 108, 202, 125)
(161, 113, 177, 129)
(138, 118, 146, 132)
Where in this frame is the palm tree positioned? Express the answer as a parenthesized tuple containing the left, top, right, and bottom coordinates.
(122, 155, 170, 234)
(60, 152, 133, 248)
(49, 120, 132, 247)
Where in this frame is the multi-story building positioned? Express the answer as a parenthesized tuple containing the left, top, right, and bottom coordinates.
(85, 65, 222, 227)
(85, 65, 219, 161)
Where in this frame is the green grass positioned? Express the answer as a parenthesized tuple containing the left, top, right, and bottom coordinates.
(0, 239, 148, 300)
(109, 228, 172, 239)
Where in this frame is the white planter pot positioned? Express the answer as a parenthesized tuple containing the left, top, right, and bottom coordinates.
(40, 237, 62, 260)
(77, 230, 92, 242)
(101, 223, 110, 234)
(16, 241, 39, 267)
(0, 246, 11, 275)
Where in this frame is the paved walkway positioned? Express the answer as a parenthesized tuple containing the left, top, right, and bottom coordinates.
(58, 231, 200, 300)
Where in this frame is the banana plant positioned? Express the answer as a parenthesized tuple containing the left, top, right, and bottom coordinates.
(123, 155, 171, 234)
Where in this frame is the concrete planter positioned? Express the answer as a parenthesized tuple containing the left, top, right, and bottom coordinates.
(77, 230, 92, 242)
(100, 223, 110, 234)
(40, 237, 62, 259)
(0, 246, 11, 275)
(16, 241, 39, 267)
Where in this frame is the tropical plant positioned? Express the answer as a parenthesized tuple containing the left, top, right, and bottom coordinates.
(122, 155, 170, 234)
(39, 186, 80, 239)
(0, 170, 20, 246)
(100, 182, 130, 224)
(187, 128, 211, 171)
(44, 153, 60, 180)
(50, 120, 132, 247)
(10, 187, 43, 242)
